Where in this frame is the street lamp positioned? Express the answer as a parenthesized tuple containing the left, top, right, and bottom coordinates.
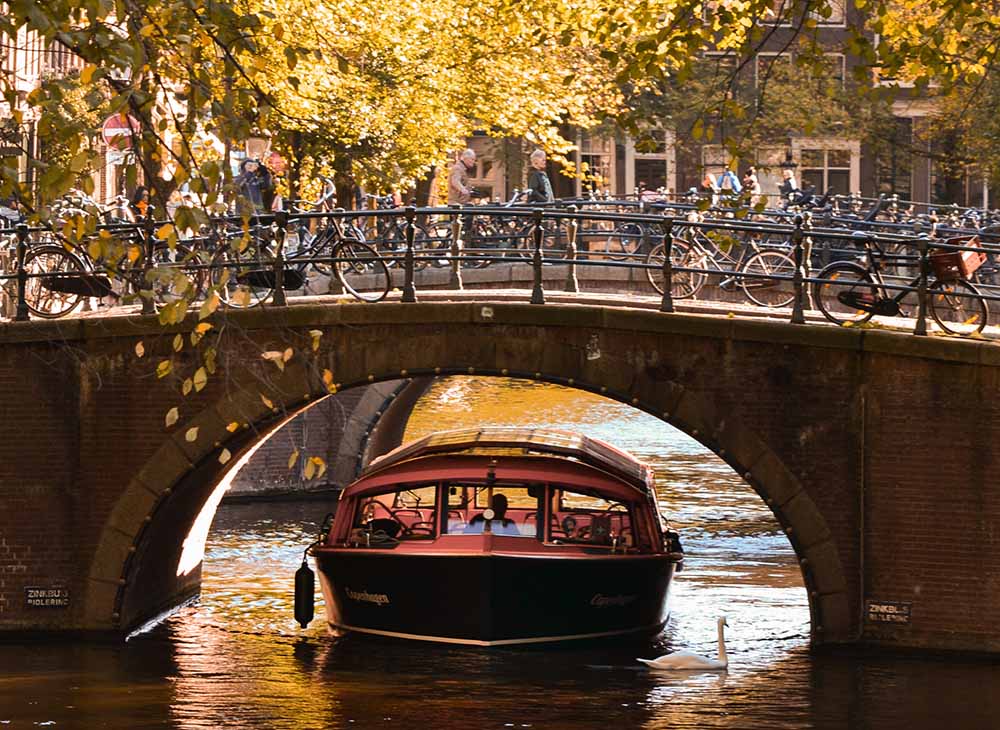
(779, 149, 798, 171)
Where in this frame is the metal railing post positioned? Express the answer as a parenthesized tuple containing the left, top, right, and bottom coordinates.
(790, 214, 806, 324)
(272, 210, 287, 306)
(141, 216, 156, 314)
(802, 210, 814, 311)
(564, 206, 579, 293)
(530, 207, 545, 305)
(449, 204, 464, 290)
(328, 210, 345, 295)
(14, 223, 29, 321)
(914, 236, 929, 336)
(402, 206, 417, 302)
(659, 216, 675, 313)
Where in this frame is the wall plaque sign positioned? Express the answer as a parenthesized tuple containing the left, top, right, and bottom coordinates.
(25, 586, 70, 608)
(865, 599, 911, 625)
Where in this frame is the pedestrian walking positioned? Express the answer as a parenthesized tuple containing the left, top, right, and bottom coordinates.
(525, 149, 555, 204)
(448, 149, 477, 205)
(779, 168, 799, 208)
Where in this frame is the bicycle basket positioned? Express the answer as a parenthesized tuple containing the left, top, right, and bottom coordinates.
(929, 235, 985, 281)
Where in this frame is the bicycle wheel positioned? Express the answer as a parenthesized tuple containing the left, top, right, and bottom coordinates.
(335, 240, 390, 302)
(741, 250, 796, 308)
(21, 245, 87, 318)
(421, 220, 453, 267)
(137, 242, 205, 309)
(209, 239, 275, 308)
(605, 222, 643, 260)
(929, 279, 988, 336)
(645, 240, 707, 299)
(812, 262, 876, 326)
(465, 219, 495, 269)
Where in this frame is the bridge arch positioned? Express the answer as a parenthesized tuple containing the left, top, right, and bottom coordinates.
(85, 307, 851, 644)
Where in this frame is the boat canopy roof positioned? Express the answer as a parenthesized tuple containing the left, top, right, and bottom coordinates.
(363, 427, 654, 493)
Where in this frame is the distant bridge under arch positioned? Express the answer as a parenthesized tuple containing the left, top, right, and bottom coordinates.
(0, 301, 997, 653)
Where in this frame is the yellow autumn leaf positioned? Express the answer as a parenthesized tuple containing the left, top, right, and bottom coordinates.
(127, 245, 142, 264)
(193, 367, 208, 392)
(226, 421, 240, 432)
(195, 322, 213, 334)
(199, 291, 220, 320)
(165, 407, 179, 427)
(182, 378, 193, 396)
(260, 393, 274, 409)
(156, 223, 175, 240)
(288, 448, 300, 470)
(135, 341, 145, 358)
(157, 360, 172, 378)
(80, 64, 97, 84)
(185, 427, 199, 442)
(218, 448, 232, 465)
(232, 288, 252, 307)
(282, 347, 293, 362)
(172, 334, 183, 352)
(309, 329, 323, 351)
(322, 369, 335, 392)
(303, 458, 316, 480)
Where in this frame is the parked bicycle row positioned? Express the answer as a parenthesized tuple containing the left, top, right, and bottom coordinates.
(1, 205, 997, 337)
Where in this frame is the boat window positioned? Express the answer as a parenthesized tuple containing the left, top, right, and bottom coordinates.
(549, 487, 634, 548)
(474, 486, 537, 508)
(393, 485, 437, 509)
(442, 481, 540, 537)
(353, 483, 438, 541)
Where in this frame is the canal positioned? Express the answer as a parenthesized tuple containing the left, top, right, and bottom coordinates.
(1, 377, 997, 728)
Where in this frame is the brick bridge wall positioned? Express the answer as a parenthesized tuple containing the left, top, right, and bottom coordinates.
(226, 378, 431, 499)
(0, 303, 996, 653)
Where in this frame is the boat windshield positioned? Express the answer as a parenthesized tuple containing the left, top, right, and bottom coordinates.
(353, 483, 438, 541)
(345, 481, 645, 549)
(444, 482, 541, 538)
(549, 486, 636, 548)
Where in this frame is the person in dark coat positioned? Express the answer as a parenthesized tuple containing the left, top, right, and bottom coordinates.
(234, 158, 274, 212)
(525, 149, 554, 204)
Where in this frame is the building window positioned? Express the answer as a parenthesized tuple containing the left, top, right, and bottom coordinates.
(875, 117, 913, 199)
(823, 53, 846, 89)
(800, 148, 852, 195)
(755, 53, 792, 88)
(576, 133, 614, 195)
(631, 130, 672, 194)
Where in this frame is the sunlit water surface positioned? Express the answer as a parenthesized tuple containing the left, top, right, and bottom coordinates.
(2, 378, 998, 728)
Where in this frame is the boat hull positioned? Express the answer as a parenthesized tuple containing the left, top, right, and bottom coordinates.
(313, 550, 676, 646)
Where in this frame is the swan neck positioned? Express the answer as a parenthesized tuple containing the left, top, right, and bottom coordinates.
(717, 621, 727, 663)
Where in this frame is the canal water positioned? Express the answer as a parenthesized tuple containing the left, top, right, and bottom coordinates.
(2, 377, 998, 728)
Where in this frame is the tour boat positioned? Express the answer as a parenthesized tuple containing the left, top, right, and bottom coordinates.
(305, 427, 685, 646)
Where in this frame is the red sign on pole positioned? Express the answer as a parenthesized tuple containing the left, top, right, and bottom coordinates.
(101, 113, 141, 151)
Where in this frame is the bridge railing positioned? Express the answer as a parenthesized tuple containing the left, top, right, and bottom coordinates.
(1, 204, 998, 337)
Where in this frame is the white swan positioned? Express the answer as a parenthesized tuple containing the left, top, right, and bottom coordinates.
(637, 616, 729, 670)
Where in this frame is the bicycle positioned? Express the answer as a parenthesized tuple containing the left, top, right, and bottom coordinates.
(812, 234, 989, 336)
(209, 212, 391, 306)
(354, 193, 434, 270)
(645, 222, 797, 307)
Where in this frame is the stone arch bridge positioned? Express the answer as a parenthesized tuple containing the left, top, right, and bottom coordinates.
(0, 301, 997, 653)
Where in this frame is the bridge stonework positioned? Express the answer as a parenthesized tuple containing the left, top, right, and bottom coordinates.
(0, 303, 997, 653)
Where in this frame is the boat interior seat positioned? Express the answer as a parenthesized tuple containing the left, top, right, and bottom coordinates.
(365, 518, 401, 539)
